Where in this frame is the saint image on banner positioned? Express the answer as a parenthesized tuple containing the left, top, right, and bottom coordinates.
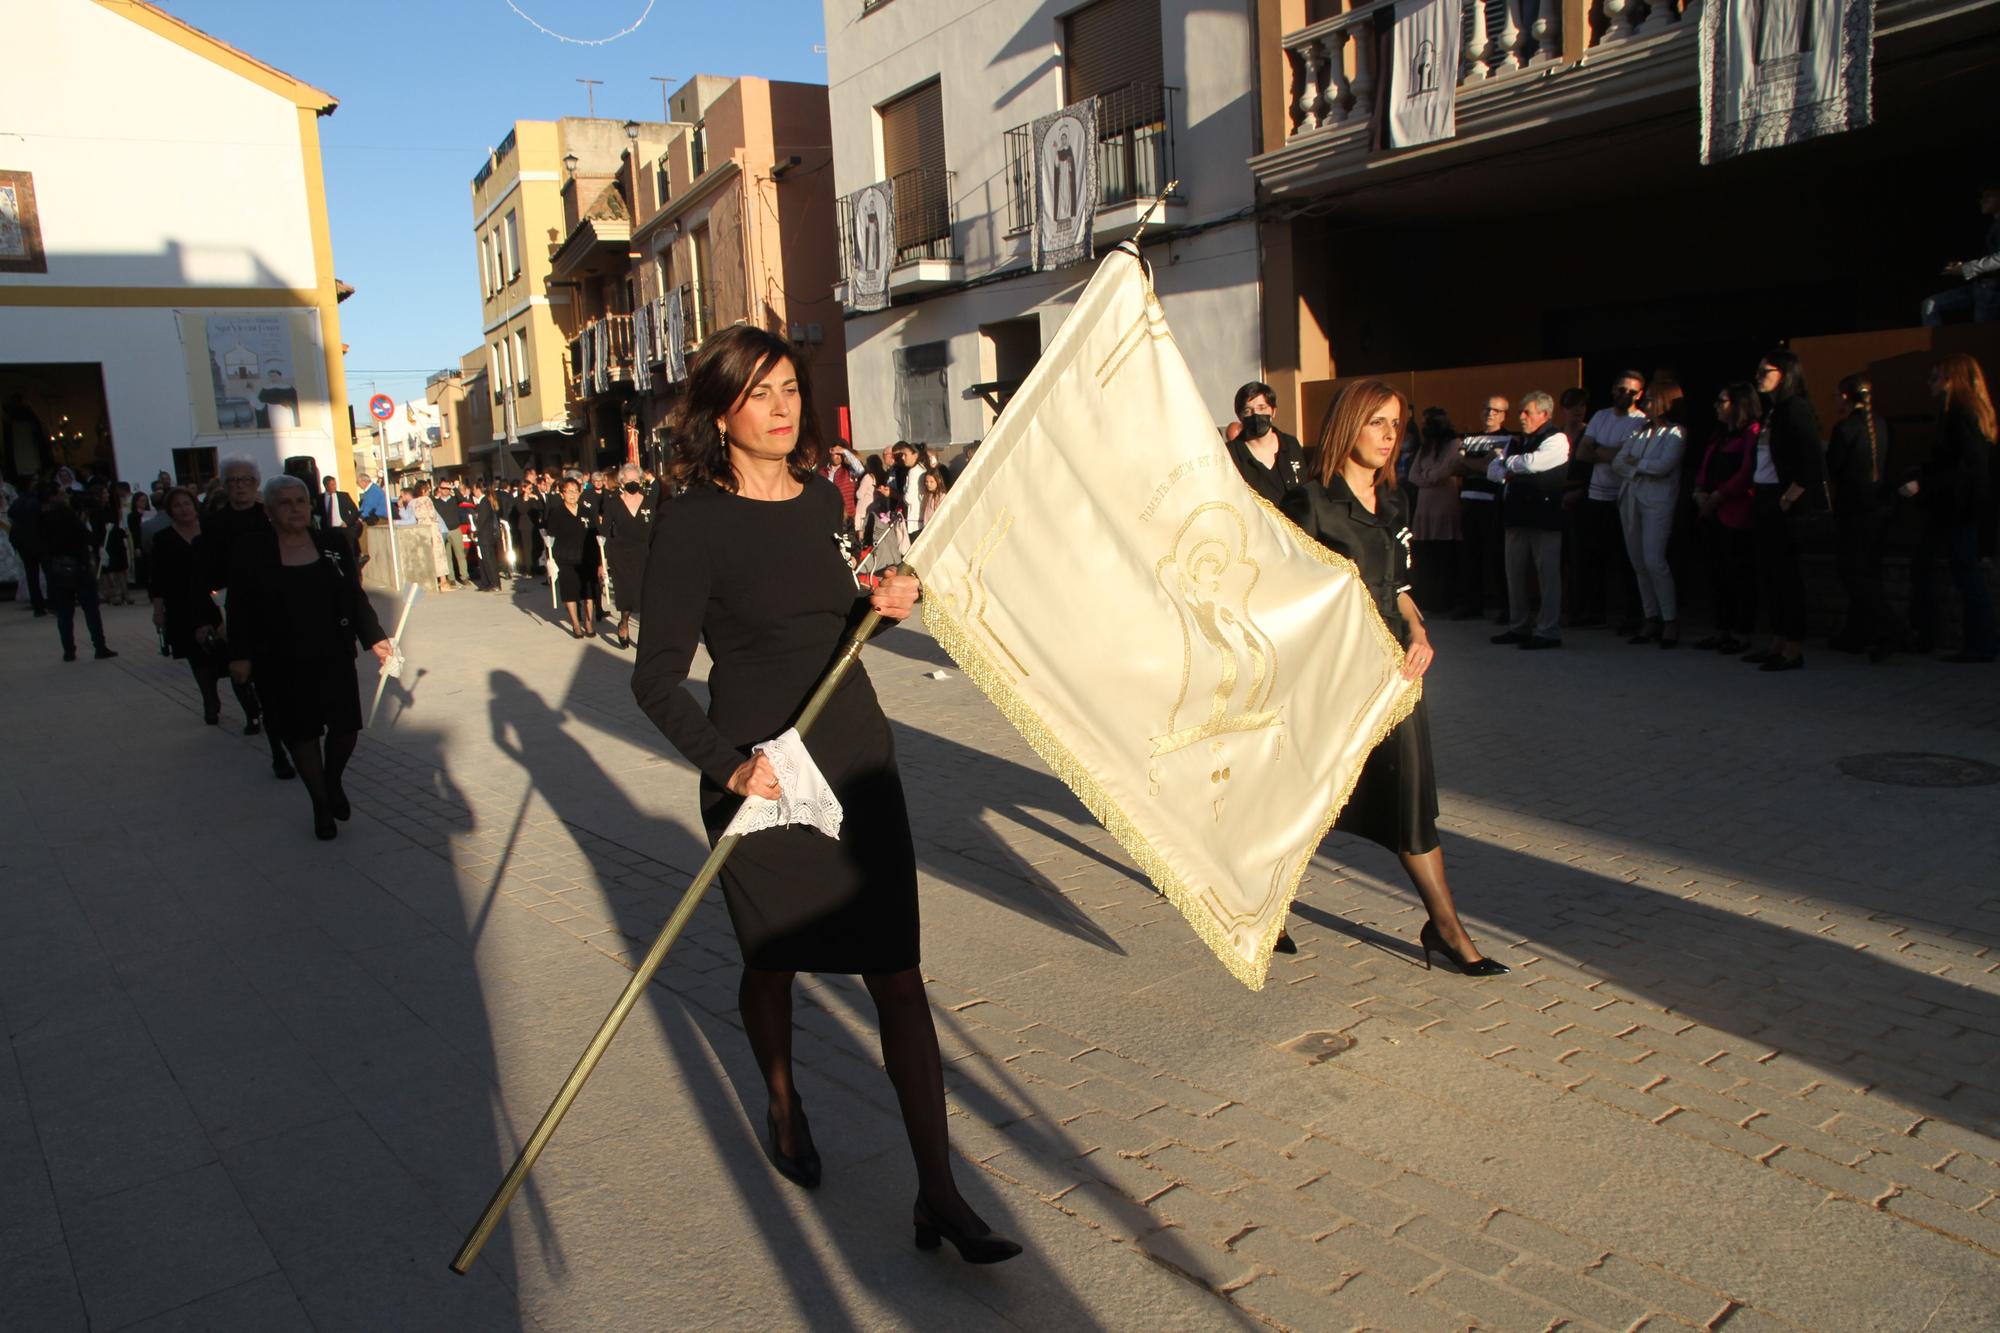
(1033, 100, 1098, 272)
(847, 180, 895, 312)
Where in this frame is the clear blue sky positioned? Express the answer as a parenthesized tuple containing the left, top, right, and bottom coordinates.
(162, 0, 831, 412)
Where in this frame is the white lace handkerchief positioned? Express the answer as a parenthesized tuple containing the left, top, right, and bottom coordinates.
(721, 728, 844, 842)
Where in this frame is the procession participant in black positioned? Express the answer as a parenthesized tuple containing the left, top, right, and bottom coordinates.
(597, 462, 656, 648)
(149, 487, 224, 722)
(543, 476, 602, 638)
(225, 475, 392, 841)
(631, 325, 1021, 1263)
(1282, 379, 1508, 976)
(1224, 380, 1307, 505)
(35, 484, 116, 662)
(202, 456, 295, 777)
(471, 481, 505, 592)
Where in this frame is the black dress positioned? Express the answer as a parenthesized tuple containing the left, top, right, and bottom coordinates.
(151, 526, 221, 656)
(597, 486, 657, 614)
(631, 476, 918, 973)
(543, 501, 601, 603)
(225, 531, 387, 742)
(1226, 430, 1308, 506)
(1284, 476, 1440, 856)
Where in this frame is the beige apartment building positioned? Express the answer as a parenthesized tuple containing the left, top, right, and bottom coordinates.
(555, 76, 848, 470)
(468, 120, 586, 474)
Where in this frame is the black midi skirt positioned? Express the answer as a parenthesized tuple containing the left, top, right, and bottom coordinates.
(1333, 694, 1440, 856)
(699, 682, 920, 974)
(257, 653, 363, 742)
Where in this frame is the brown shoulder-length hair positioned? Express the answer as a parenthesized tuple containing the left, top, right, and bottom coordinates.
(1935, 353, 1997, 444)
(667, 325, 826, 491)
(1313, 379, 1408, 488)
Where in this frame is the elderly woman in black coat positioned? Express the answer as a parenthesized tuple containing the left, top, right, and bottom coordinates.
(226, 474, 392, 840)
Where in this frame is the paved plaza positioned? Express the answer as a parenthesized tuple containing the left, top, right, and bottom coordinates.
(3, 580, 1998, 1332)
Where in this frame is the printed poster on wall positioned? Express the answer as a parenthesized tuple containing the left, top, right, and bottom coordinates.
(1700, 0, 1873, 163)
(1387, 0, 1463, 148)
(1033, 100, 1098, 272)
(206, 314, 299, 431)
(847, 179, 895, 312)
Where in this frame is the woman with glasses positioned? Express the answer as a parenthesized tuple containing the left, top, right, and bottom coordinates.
(544, 476, 604, 639)
(1745, 350, 1826, 672)
(225, 476, 392, 840)
(1691, 384, 1761, 654)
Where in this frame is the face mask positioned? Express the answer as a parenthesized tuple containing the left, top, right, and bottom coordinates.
(1241, 413, 1273, 441)
(623, 482, 643, 494)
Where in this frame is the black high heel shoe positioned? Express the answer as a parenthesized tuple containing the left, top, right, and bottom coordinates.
(1272, 930, 1298, 955)
(1419, 922, 1509, 976)
(913, 1198, 1022, 1264)
(763, 1103, 821, 1190)
(328, 781, 352, 822)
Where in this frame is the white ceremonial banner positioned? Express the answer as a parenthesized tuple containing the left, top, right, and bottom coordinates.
(847, 179, 895, 312)
(905, 248, 1418, 990)
(1700, 0, 1873, 163)
(1387, 0, 1463, 148)
(1033, 100, 1098, 272)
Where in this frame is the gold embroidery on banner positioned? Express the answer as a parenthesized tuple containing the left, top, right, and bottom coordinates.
(1151, 502, 1281, 758)
(921, 589, 1418, 991)
(967, 509, 1030, 679)
(1093, 297, 1172, 389)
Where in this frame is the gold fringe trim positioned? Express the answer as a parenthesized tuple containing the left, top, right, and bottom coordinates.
(919, 582, 1418, 992)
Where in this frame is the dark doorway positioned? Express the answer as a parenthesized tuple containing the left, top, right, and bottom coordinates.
(1, 363, 115, 485)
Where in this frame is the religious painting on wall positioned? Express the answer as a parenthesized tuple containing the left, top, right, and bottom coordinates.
(0, 171, 48, 274)
(206, 314, 300, 431)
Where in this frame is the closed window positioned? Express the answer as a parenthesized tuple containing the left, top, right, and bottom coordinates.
(1063, 0, 1163, 107)
(878, 79, 948, 253)
(895, 341, 950, 445)
(514, 329, 530, 392)
(504, 210, 521, 281)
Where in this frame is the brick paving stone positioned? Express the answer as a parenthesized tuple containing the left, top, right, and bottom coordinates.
(1230, 1222, 1357, 1290)
(1503, 1260, 1653, 1331)
(1422, 1269, 1568, 1333)
(1587, 1255, 1734, 1327)
(1392, 1213, 1518, 1276)
(1319, 1222, 1448, 1289)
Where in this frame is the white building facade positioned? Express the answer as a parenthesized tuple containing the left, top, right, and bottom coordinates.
(0, 0, 352, 491)
(823, 0, 1263, 456)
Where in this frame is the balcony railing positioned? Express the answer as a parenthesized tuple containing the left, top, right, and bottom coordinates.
(1278, 0, 1691, 146)
(569, 312, 635, 398)
(838, 166, 959, 291)
(1004, 84, 1181, 236)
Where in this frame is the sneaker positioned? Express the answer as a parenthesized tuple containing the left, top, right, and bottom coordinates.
(94, 646, 117, 660)
(1519, 635, 1562, 650)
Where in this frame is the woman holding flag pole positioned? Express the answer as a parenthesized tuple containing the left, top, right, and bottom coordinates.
(631, 326, 1022, 1264)
(1283, 380, 1509, 977)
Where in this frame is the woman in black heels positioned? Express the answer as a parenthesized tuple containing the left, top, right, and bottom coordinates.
(632, 326, 1021, 1264)
(148, 487, 225, 723)
(597, 463, 656, 649)
(1281, 379, 1508, 977)
(224, 476, 391, 840)
(543, 477, 602, 639)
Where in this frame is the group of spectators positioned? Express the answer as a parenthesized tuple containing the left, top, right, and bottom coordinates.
(1352, 350, 1998, 667)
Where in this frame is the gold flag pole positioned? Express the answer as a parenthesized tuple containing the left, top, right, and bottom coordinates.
(1127, 179, 1180, 249)
(450, 587, 898, 1275)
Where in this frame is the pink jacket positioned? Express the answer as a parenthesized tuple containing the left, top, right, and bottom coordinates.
(1699, 424, 1759, 530)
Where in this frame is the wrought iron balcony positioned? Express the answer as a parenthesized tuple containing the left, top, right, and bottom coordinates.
(568, 312, 635, 398)
(1004, 85, 1183, 241)
(837, 167, 961, 306)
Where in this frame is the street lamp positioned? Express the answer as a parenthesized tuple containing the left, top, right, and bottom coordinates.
(563, 152, 579, 176)
(623, 119, 641, 141)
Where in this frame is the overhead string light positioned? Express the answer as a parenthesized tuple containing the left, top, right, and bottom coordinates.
(501, 0, 657, 46)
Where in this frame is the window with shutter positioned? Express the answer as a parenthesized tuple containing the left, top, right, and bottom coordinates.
(1063, 0, 1163, 127)
(879, 80, 948, 253)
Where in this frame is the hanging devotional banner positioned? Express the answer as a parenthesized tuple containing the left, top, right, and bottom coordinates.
(665, 288, 687, 383)
(846, 179, 895, 312)
(1700, 0, 1873, 163)
(1032, 100, 1098, 272)
(1387, 0, 1463, 148)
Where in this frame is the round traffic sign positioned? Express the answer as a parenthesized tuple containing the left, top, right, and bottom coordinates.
(369, 393, 395, 420)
